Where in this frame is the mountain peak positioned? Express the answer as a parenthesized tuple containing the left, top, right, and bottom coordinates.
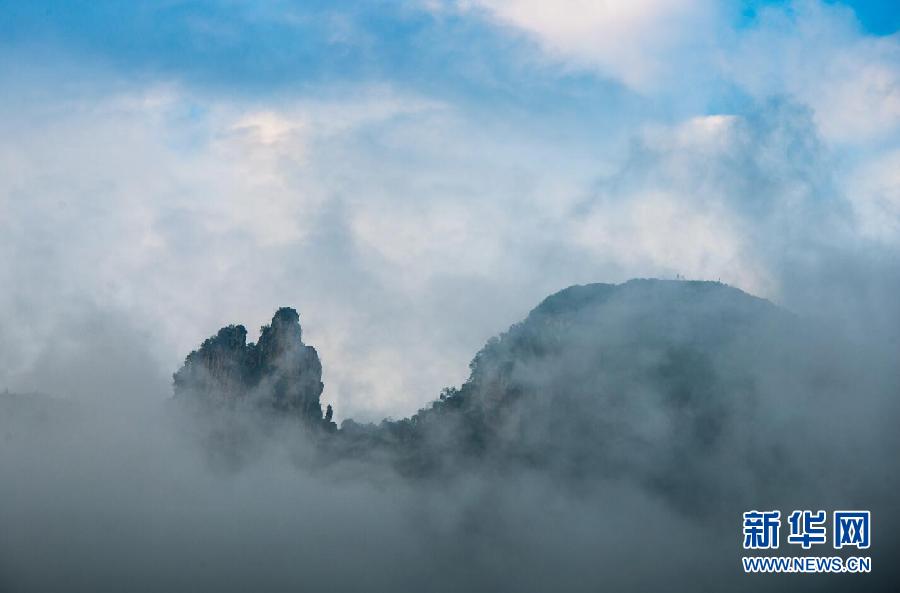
(173, 308, 330, 428)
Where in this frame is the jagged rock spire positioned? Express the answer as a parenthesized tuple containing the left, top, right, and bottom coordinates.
(173, 307, 328, 426)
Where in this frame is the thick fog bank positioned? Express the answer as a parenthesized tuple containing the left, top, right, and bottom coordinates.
(2, 280, 899, 593)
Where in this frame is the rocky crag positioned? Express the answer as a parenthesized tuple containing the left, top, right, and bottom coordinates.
(173, 307, 334, 429)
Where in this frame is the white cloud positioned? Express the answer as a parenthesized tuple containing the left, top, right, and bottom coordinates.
(0, 78, 609, 420)
(573, 103, 854, 300)
(574, 114, 766, 291)
(845, 149, 900, 243)
(462, 0, 900, 146)
(574, 189, 769, 291)
(1, 25, 892, 421)
(0, 82, 461, 416)
(729, 1, 900, 145)
(460, 0, 718, 91)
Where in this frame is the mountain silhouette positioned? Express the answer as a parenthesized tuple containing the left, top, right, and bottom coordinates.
(175, 278, 846, 512)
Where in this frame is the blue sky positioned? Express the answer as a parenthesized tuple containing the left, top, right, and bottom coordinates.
(2, 1, 897, 85)
(1, 0, 899, 419)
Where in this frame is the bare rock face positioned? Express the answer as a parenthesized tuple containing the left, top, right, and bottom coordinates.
(173, 307, 327, 425)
